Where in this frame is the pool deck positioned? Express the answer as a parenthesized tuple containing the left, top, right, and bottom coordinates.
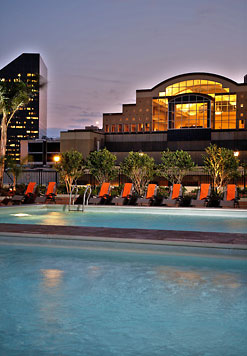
(0, 222, 246, 247)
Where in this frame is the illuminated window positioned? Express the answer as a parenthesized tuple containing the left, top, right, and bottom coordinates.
(240, 113, 243, 117)
(145, 123, 150, 132)
(239, 119, 245, 129)
(105, 125, 109, 133)
(159, 80, 230, 97)
(241, 104, 244, 108)
(124, 124, 129, 132)
(111, 125, 116, 133)
(166, 94, 211, 130)
(214, 94, 236, 129)
(138, 123, 144, 132)
(118, 124, 122, 132)
(152, 98, 168, 131)
(131, 124, 136, 132)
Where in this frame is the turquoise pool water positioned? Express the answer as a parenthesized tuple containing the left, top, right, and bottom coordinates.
(1, 206, 247, 233)
(0, 244, 246, 355)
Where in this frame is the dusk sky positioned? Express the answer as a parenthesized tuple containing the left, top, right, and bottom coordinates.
(1, 0, 246, 137)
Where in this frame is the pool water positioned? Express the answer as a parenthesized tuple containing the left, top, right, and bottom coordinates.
(1, 206, 247, 233)
(0, 244, 246, 355)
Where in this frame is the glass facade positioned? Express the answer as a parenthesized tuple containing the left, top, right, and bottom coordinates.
(153, 79, 237, 131)
(169, 95, 210, 129)
(153, 99, 168, 131)
(159, 80, 229, 97)
(214, 94, 236, 129)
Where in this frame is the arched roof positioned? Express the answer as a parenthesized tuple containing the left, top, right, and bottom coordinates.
(137, 72, 240, 93)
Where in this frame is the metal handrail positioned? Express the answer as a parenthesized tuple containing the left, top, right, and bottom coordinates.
(69, 184, 78, 206)
(68, 184, 91, 212)
(83, 185, 92, 207)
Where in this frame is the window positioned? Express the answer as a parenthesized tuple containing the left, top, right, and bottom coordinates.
(131, 124, 136, 132)
(118, 124, 122, 132)
(152, 98, 168, 131)
(138, 123, 143, 132)
(214, 95, 236, 129)
(239, 119, 245, 129)
(145, 123, 150, 132)
(124, 124, 129, 132)
(105, 125, 109, 133)
(111, 124, 116, 133)
(168, 94, 211, 129)
(159, 80, 230, 97)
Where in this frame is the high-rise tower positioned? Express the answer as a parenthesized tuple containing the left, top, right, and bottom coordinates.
(0, 53, 47, 161)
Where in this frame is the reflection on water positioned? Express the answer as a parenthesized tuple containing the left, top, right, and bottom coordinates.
(156, 267, 242, 288)
(212, 273, 242, 289)
(41, 269, 64, 288)
(41, 212, 66, 226)
(39, 269, 65, 329)
(87, 265, 102, 277)
(10, 213, 31, 217)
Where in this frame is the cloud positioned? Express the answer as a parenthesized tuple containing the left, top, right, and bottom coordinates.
(70, 73, 128, 85)
(79, 111, 102, 118)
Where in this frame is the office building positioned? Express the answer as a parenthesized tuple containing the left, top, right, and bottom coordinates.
(0, 53, 47, 161)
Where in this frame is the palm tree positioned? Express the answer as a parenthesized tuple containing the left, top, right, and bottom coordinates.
(0, 80, 31, 186)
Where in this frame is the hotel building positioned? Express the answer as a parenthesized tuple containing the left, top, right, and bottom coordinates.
(101, 72, 247, 164)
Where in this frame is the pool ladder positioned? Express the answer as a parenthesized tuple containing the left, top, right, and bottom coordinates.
(67, 184, 91, 212)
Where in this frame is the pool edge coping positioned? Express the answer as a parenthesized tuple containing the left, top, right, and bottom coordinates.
(1, 231, 247, 251)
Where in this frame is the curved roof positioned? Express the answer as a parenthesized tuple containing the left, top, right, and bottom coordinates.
(137, 72, 240, 92)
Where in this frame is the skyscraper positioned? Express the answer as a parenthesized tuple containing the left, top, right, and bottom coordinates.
(0, 53, 47, 161)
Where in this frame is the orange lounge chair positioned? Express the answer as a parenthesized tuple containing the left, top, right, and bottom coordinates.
(137, 184, 157, 206)
(112, 183, 134, 205)
(11, 182, 37, 204)
(220, 184, 239, 208)
(191, 184, 211, 207)
(162, 184, 182, 206)
(89, 182, 111, 205)
(36, 182, 57, 203)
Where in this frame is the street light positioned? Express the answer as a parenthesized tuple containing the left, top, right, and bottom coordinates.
(234, 151, 240, 157)
(53, 155, 60, 163)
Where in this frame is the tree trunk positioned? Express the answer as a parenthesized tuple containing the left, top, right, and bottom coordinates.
(13, 174, 16, 191)
(0, 114, 7, 187)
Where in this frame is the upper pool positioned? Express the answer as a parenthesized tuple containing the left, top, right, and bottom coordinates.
(1, 205, 247, 234)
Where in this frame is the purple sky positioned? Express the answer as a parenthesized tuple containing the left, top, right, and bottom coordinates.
(0, 0, 246, 137)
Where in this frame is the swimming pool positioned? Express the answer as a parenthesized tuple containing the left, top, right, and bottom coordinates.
(1, 205, 247, 233)
(0, 244, 246, 356)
